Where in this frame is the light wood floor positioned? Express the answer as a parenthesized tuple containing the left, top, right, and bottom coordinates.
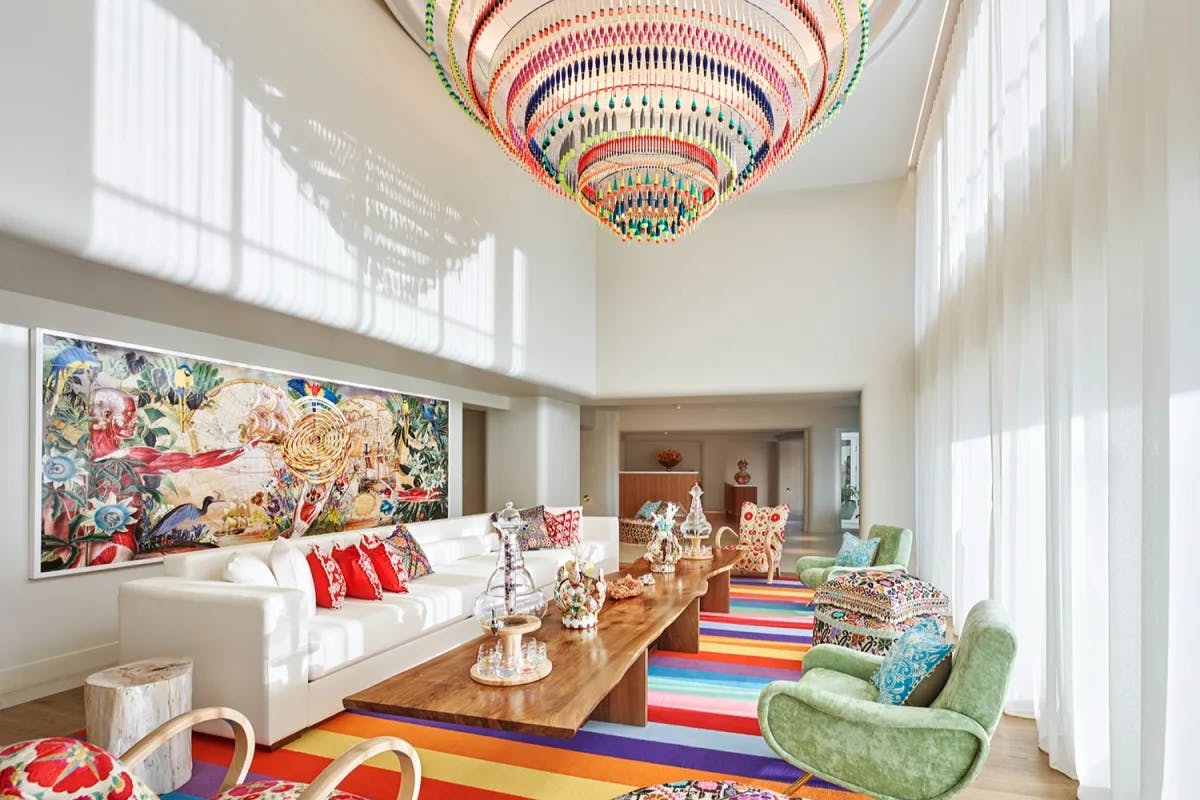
(1, 525, 1076, 798)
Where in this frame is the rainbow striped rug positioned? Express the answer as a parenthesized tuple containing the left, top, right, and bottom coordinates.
(165, 578, 863, 800)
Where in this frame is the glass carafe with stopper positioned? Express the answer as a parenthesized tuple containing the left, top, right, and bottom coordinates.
(473, 502, 548, 627)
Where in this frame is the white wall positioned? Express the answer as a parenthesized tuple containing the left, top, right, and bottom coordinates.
(0, 0, 597, 396)
(486, 397, 581, 511)
(596, 179, 916, 532)
(0, 285, 518, 708)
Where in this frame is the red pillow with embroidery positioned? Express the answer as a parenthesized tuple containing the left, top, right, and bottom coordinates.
(331, 543, 383, 600)
(360, 535, 410, 593)
(306, 548, 346, 609)
(544, 509, 582, 548)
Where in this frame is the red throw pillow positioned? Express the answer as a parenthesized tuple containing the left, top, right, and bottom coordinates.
(360, 535, 410, 593)
(544, 509, 582, 548)
(306, 548, 346, 609)
(331, 543, 383, 600)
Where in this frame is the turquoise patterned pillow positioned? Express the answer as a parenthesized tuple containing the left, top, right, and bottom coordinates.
(871, 617, 954, 706)
(834, 532, 879, 567)
(635, 500, 662, 519)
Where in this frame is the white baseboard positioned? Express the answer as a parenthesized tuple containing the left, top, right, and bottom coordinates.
(0, 642, 118, 709)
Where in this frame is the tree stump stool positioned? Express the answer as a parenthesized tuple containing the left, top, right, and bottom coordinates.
(84, 657, 193, 794)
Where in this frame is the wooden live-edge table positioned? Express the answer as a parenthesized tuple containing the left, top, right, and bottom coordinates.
(343, 547, 744, 738)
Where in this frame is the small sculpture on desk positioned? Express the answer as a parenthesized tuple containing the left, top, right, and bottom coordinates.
(679, 483, 713, 560)
(554, 557, 606, 629)
(734, 458, 752, 485)
(645, 502, 683, 573)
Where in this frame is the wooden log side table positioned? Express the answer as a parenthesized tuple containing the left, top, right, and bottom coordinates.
(84, 657, 193, 794)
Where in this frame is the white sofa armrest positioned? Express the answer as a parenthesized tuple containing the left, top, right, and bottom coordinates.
(118, 578, 309, 746)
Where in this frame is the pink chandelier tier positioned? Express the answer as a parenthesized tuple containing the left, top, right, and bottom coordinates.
(424, 0, 870, 241)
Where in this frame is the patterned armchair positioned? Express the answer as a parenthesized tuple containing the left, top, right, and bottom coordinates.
(0, 707, 422, 800)
(715, 501, 790, 583)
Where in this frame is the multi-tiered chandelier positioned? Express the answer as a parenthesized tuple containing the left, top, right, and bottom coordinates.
(422, 0, 870, 241)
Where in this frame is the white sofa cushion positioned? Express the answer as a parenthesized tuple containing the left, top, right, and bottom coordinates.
(223, 552, 277, 586)
(269, 539, 316, 618)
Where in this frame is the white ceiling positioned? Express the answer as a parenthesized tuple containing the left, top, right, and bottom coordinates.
(756, 0, 946, 193)
(382, 0, 946, 195)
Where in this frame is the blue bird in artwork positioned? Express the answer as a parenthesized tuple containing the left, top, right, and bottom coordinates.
(47, 344, 102, 416)
(287, 378, 339, 403)
(420, 399, 438, 427)
(142, 495, 223, 550)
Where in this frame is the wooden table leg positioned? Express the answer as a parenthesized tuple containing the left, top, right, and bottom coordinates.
(700, 570, 731, 614)
(657, 597, 700, 653)
(591, 649, 647, 726)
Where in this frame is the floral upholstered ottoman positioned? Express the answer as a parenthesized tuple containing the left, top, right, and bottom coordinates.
(612, 780, 791, 800)
(811, 571, 951, 656)
(619, 517, 656, 545)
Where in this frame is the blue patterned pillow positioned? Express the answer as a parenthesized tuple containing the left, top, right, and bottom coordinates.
(834, 533, 880, 567)
(871, 617, 954, 706)
(635, 501, 662, 519)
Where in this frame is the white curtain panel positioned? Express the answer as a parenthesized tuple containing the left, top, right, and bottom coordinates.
(914, 0, 1198, 798)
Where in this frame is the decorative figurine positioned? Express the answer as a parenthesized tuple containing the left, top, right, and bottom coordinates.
(553, 558, 606, 629)
(679, 483, 713, 560)
(734, 458, 752, 485)
(645, 502, 683, 573)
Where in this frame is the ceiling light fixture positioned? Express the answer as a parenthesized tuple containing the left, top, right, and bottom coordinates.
(422, 0, 872, 242)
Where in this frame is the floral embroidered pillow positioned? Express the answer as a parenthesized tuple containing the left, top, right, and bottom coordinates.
(0, 737, 157, 800)
(360, 534, 410, 592)
(383, 524, 434, 579)
(491, 504, 553, 551)
(305, 547, 347, 609)
(635, 501, 661, 519)
(833, 532, 880, 567)
(545, 509, 582, 549)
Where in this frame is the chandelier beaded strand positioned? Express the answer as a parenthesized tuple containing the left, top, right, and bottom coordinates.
(425, 0, 870, 241)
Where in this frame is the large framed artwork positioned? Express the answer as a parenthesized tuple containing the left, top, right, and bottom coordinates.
(34, 329, 450, 578)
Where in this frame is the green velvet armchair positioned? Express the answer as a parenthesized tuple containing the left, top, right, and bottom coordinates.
(758, 601, 1016, 800)
(795, 525, 913, 588)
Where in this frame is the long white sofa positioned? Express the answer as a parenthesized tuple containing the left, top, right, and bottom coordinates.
(118, 509, 617, 745)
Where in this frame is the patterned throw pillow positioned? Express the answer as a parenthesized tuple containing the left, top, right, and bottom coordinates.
(544, 509, 582, 548)
(211, 779, 368, 800)
(833, 532, 880, 567)
(491, 505, 553, 551)
(635, 500, 662, 519)
(0, 737, 157, 800)
(871, 617, 954, 706)
(812, 607, 947, 657)
(814, 571, 951, 624)
(728, 502, 790, 575)
(305, 548, 347, 609)
(331, 543, 383, 600)
(360, 535, 410, 593)
(383, 524, 434, 579)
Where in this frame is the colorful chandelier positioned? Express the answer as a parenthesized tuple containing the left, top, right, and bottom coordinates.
(423, 0, 870, 241)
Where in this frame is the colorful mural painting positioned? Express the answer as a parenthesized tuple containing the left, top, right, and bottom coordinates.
(35, 330, 450, 577)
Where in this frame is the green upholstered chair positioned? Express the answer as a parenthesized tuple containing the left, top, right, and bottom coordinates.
(758, 601, 1016, 800)
(795, 525, 913, 588)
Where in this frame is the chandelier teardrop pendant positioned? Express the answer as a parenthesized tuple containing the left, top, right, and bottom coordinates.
(423, 0, 871, 242)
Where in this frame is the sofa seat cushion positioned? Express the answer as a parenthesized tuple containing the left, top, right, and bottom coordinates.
(796, 667, 879, 704)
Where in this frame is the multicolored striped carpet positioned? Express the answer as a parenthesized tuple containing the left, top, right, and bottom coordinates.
(165, 577, 864, 800)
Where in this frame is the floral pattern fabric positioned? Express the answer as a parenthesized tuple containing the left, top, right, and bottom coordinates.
(212, 779, 367, 800)
(305, 548, 347, 609)
(833, 532, 880, 567)
(0, 737, 157, 800)
(544, 509, 582, 548)
(383, 524, 434, 579)
(359, 534, 410, 592)
(613, 780, 791, 800)
(726, 502, 790, 576)
(871, 618, 954, 706)
(490, 505, 552, 551)
(814, 571, 951, 624)
(812, 607, 946, 657)
(331, 543, 383, 600)
(619, 517, 656, 545)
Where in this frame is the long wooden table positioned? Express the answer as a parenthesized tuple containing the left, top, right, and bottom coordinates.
(343, 547, 743, 738)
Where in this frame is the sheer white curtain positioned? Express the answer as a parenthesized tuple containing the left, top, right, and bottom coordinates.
(914, 0, 1198, 798)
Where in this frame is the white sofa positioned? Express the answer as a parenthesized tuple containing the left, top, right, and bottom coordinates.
(118, 509, 617, 745)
